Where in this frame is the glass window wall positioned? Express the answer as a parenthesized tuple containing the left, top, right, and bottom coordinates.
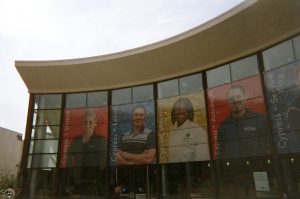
(34, 94, 62, 109)
(278, 155, 300, 197)
(158, 79, 179, 98)
(28, 94, 62, 169)
(263, 34, 300, 198)
(87, 91, 108, 107)
(161, 162, 214, 198)
(293, 35, 300, 61)
(263, 40, 295, 71)
(24, 169, 56, 198)
(216, 157, 280, 198)
(179, 73, 203, 94)
(132, 84, 154, 102)
(231, 55, 259, 81)
(22, 34, 300, 199)
(66, 93, 86, 108)
(206, 65, 231, 88)
(112, 88, 131, 105)
(26, 94, 62, 198)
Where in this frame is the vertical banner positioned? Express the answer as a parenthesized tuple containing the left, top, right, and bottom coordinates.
(264, 61, 300, 154)
(109, 101, 156, 166)
(207, 75, 270, 159)
(157, 91, 209, 163)
(60, 107, 108, 168)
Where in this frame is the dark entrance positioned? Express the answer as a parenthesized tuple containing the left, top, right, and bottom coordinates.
(112, 165, 157, 199)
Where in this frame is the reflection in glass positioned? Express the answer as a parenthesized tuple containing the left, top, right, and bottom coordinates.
(132, 84, 153, 103)
(230, 55, 259, 81)
(31, 154, 57, 168)
(279, 155, 300, 197)
(31, 127, 35, 139)
(206, 65, 230, 88)
(33, 126, 60, 139)
(25, 169, 56, 198)
(30, 140, 58, 154)
(112, 88, 131, 105)
(87, 91, 107, 107)
(263, 40, 295, 71)
(27, 155, 32, 168)
(158, 79, 179, 98)
(66, 93, 86, 108)
(32, 110, 37, 126)
(36, 110, 61, 126)
(162, 162, 213, 198)
(29, 142, 34, 154)
(179, 73, 203, 94)
(110, 166, 156, 198)
(34, 94, 62, 109)
(217, 157, 279, 198)
(59, 168, 107, 197)
(34, 95, 38, 110)
(66, 152, 107, 167)
(293, 35, 300, 61)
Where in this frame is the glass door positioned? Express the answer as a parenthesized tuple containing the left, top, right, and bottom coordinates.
(112, 165, 156, 199)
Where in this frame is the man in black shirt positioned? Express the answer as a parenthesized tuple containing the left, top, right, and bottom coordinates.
(66, 109, 106, 195)
(67, 109, 106, 167)
(115, 105, 156, 165)
(217, 84, 270, 159)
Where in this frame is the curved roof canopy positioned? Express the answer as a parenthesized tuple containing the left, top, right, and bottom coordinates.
(16, 0, 300, 93)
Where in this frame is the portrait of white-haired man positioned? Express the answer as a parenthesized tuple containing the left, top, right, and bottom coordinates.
(67, 108, 106, 167)
(66, 108, 106, 195)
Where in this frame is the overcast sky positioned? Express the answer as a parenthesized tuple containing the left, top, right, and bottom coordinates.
(0, 0, 243, 135)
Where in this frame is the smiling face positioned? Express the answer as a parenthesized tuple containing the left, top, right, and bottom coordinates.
(227, 87, 246, 119)
(83, 115, 96, 136)
(174, 101, 189, 127)
(132, 107, 146, 130)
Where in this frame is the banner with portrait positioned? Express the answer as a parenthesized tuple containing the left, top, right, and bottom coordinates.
(157, 91, 209, 163)
(59, 107, 108, 168)
(207, 75, 270, 159)
(109, 101, 156, 166)
(264, 61, 300, 154)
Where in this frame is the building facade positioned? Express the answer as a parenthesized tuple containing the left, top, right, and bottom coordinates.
(0, 127, 23, 176)
(16, 0, 300, 198)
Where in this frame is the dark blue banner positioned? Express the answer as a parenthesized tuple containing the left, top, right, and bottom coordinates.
(265, 61, 300, 154)
(109, 101, 156, 166)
